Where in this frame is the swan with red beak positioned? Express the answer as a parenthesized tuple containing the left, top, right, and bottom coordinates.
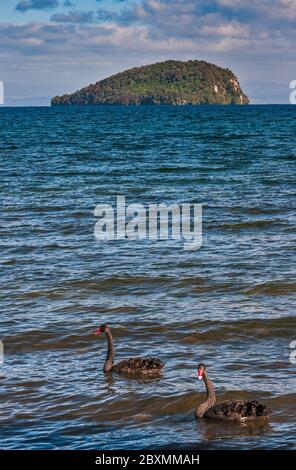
(95, 324, 164, 375)
(195, 363, 272, 421)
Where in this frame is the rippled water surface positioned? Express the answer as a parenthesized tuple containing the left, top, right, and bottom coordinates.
(0, 105, 295, 449)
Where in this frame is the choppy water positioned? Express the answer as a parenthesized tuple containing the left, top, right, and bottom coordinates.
(0, 105, 295, 450)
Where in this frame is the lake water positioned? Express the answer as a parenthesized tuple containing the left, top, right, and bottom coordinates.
(0, 105, 295, 449)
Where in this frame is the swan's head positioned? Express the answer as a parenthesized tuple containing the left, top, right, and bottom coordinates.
(197, 363, 206, 380)
(95, 324, 109, 335)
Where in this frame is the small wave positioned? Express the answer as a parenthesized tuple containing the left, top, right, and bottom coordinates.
(0, 258, 16, 265)
(4, 330, 92, 353)
(66, 276, 175, 291)
(245, 281, 296, 296)
(22, 290, 66, 299)
(217, 219, 282, 231)
(168, 316, 296, 342)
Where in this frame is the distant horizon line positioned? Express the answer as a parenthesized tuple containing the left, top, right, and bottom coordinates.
(0, 103, 292, 108)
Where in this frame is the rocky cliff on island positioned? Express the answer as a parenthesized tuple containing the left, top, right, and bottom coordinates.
(51, 60, 249, 106)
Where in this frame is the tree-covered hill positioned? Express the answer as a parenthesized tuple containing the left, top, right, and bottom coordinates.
(51, 60, 249, 106)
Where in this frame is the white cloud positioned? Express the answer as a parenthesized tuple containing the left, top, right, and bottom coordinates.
(2, 0, 296, 103)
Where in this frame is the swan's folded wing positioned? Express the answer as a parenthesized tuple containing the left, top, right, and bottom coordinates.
(205, 400, 271, 420)
(113, 357, 164, 373)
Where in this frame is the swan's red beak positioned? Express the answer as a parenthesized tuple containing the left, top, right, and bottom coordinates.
(95, 328, 102, 335)
(197, 369, 203, 380)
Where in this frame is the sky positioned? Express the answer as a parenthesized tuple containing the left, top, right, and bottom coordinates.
(0, 0, 295, 105)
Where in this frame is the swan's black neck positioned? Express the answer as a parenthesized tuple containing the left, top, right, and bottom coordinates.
(103, 329, 115, 372)
(195, 371, 216, 418)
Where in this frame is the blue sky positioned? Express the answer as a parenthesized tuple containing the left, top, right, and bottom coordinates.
(0, 0, 295, 105)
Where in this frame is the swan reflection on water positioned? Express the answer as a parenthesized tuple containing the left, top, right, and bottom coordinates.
(197, 417, 273, 442)
(104, 370, 162, 388)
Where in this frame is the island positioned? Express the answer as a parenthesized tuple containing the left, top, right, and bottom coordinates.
(51, 60, 249, 106)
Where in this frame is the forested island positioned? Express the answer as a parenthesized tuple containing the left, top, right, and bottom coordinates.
(51, 60, 249, 106)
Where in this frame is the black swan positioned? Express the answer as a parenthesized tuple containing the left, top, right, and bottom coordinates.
(95, 324, 164, 375)
(195, 363, 272, 421)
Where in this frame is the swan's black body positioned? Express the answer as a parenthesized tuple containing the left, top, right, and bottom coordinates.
(195, 364, 271, 421)
(111, 357, 164, 375)
(202, 399, 271, 421)
(95, 324, 164, 375)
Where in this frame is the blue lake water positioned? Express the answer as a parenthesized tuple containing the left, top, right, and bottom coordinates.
(0, 105, 295, 449)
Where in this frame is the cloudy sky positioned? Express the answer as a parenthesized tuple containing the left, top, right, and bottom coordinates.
(0, 0, 295, 105)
